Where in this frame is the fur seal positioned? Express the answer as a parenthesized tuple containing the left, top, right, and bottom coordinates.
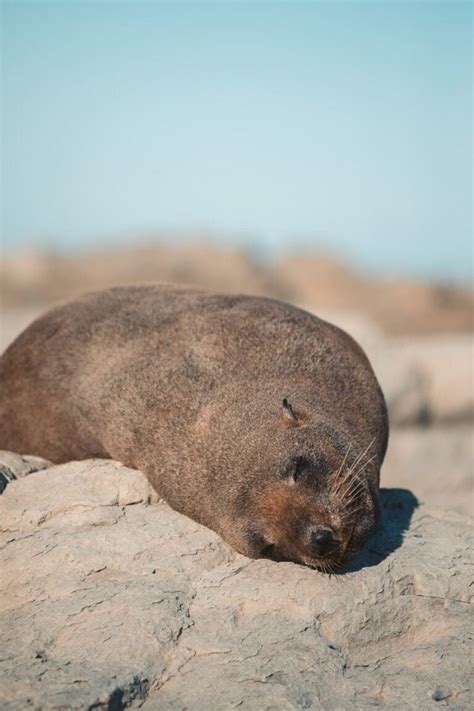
(0, 284, 388, 570)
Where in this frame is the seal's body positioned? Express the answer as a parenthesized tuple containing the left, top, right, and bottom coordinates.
(0, 284, 388, 569)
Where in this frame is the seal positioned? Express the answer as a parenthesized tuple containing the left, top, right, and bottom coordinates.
(0, 284, 388, 570)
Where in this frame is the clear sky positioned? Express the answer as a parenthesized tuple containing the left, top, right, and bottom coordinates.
(2, 1, 472, 281)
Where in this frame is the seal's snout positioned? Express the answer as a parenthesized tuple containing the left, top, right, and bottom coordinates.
(310, 527, 340, 557)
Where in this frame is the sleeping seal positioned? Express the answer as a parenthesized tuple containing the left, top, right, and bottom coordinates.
(0, 284, 388, 571)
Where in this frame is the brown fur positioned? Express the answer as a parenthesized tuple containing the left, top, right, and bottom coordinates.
(0, 284, 389, 568)
(258, 486, 314, 555)
(281, 412, 310, 428)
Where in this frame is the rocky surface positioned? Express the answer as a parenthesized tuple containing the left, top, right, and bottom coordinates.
(382, 427, 473, 518)
(0, 450, 51, 493)
(1, 456, 472, 710)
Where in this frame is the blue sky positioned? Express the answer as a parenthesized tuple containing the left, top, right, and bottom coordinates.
(2, 1, 472, 281)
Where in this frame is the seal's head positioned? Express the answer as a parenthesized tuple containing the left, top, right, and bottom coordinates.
(235, 399, 382, 572)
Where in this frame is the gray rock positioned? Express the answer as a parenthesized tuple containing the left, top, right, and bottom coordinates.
(0, 450, 51, 494)
(0, 458, 471, 710)
(370, 335, 473, 426)
(383, 427, 473, 517)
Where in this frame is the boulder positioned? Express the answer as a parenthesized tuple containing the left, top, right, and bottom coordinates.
(0, 450, 51, 493)
(0, 457, 471, 710)
(382, 426, 473, 518)
(388, 336, 474, 424)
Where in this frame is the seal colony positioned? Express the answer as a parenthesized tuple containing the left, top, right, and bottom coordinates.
(0, 284, 388, 571)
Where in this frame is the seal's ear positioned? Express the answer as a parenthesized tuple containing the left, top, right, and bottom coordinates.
(282, 398, 297, 422)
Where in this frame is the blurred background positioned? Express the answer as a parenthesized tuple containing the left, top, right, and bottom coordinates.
(1, 1, 472, 513)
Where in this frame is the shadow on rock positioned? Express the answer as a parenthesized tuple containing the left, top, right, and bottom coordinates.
(343, 487, 419, 573)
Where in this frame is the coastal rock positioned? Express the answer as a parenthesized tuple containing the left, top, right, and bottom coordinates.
(375, 335, 474, 425)
(0, 458, 471, 710)
(390, 335, 474, 423)
(382, 426, 473, 517)
(0, 450, 51, 493)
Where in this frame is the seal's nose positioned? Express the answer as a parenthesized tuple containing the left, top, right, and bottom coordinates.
(310, 528, 340, 557)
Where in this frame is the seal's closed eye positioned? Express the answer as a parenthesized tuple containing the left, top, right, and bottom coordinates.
(282, 455, 330, 485)
(279, 456, 307, 483)
(290, 456, 306, 483)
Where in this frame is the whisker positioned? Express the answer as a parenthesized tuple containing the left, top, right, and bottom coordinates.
(345, 437, 376, 480)
(341, 501, 367, 514)
(344, 497, 365, 512)
(326, 561, 342, 581)
(338, 450, 378, 502)
(334, 437, 376, 496)
(336, 443, 352, 478)
(340, 505, 367, 520)
(338, 477, 365, 501)
(333, 455, 367, 498)
(334, 458, 357, 489)
(331, 443, 353, 496)
(351, 453, 377, 481)
(341, 478, 367, 501)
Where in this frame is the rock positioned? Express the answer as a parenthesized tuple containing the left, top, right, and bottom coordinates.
(374, 335, 474, 426)
(390, 336, 474, 424)
(382, 426, 473, 518)
(371, 343, 430, 426)
(0, 450, 51, 494)
(0, 458, 471, 710)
